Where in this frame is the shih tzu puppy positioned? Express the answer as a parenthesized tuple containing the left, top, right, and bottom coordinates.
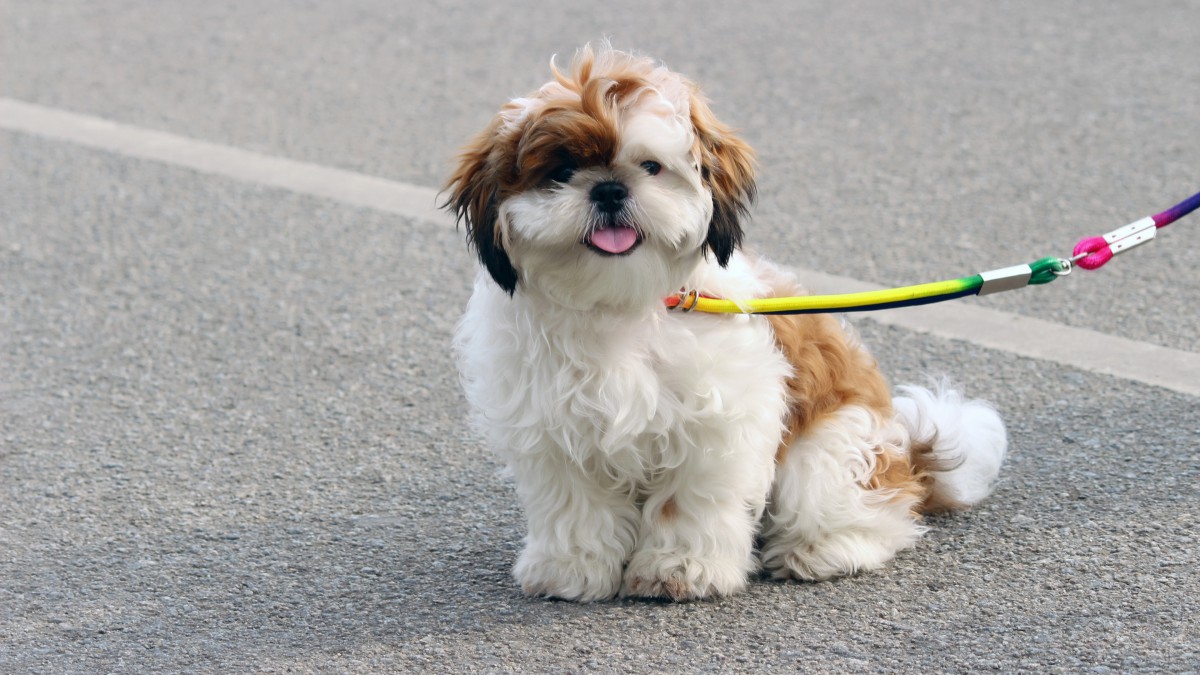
(445, 45, 1006, 602)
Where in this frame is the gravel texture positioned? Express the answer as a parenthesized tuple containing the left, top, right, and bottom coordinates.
(3, 2, 1199, 672)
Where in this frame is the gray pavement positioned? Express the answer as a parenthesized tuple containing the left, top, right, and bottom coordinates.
(2, 1, 1199, 672)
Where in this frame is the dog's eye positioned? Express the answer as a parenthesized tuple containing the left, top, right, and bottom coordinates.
(641, 160, 662, 176)
(548, 164, 576, 184)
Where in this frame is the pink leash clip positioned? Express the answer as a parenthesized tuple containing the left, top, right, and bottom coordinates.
(1071, 217, 1157, 270)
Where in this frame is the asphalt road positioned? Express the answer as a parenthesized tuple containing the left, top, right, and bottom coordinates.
(2, 1, 1198, 672)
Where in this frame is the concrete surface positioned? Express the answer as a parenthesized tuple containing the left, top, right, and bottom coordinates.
(2, 1, 1198, 672)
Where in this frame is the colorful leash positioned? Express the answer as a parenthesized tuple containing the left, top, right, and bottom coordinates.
(666, 189, 1200, 316)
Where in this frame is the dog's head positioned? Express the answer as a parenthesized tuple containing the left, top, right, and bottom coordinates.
(444, 45, 756, 310)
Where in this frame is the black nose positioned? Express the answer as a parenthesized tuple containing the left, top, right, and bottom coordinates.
(590, 181, 628, 213)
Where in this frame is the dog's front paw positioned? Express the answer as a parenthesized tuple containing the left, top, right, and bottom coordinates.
(620, 550, 750, 602)
(513, 546, 623, 602)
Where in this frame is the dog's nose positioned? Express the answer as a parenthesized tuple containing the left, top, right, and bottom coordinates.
(590, 181, 628, 213)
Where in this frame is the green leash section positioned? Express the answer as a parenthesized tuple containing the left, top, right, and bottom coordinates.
(665, 257, 1070, 315)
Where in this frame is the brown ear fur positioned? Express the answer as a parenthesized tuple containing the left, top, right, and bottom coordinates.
(443, 116, 520, 295)
(690, 92, 757, 267)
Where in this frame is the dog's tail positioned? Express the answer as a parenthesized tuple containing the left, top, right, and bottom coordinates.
(892, 382, 1007, 512)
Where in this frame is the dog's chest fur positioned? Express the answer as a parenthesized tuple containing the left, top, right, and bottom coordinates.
(456, 280, 792, 491)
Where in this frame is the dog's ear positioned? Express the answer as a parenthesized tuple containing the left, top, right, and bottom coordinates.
(443, 118, 519, 295)
(690, 92, 757, 267)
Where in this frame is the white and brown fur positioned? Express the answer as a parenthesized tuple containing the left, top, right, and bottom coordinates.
(445, 45, 1006, 601)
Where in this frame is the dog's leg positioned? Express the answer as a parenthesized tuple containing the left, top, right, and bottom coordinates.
(760, 404, 928, 581)
(621, 436, 776, 602)
(509, 452, 639, 602)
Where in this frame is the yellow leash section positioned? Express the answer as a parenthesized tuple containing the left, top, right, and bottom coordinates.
(665, 258, 1068, 315)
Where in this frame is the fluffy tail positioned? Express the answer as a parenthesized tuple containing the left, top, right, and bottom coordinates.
(892, 383, 1007, 511)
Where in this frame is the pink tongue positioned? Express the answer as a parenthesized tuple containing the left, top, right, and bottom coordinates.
(589, 226, 639, 254)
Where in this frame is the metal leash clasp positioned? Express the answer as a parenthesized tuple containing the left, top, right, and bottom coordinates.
(1072, 216, 1157, 270)
(668, 290, 702, 312)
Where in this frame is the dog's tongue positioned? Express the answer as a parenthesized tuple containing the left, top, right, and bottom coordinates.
(589, 225, 639, 254)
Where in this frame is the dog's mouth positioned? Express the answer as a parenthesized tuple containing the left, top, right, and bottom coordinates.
(585, 224, 643, 256)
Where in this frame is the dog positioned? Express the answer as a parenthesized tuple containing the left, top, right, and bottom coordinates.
(444, 45, 1007, 602)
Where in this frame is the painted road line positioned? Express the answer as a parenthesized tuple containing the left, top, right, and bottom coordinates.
(2, 96, 1197, 396)
(791, 269, 1200, 396)
(0, 97, 446, 226)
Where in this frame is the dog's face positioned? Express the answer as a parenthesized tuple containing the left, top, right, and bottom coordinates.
(445, 46, 756, 311)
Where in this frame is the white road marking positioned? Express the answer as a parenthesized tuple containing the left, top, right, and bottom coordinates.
(792, 269, 1200, 396)
(3, 96, 1197, 396)
(0, 97, 445, 225)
